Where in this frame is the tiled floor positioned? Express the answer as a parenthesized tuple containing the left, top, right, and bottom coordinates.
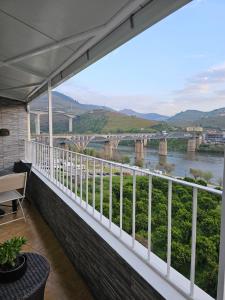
(0, 201, 94, 300)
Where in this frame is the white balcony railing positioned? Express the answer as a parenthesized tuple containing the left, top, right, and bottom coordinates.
(25, 140, 224, 300)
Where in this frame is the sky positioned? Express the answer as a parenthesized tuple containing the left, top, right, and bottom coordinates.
(56, 0, 225, 116)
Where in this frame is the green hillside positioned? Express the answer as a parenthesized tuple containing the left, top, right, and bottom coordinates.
(31, 109, 158, 134)
(73, 110, 158, 133)
(167, 107, 225, 129)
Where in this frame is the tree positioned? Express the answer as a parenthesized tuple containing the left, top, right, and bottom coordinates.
(201, 171, 213, 183)
(190, 168, 202, 179)
(217, 177, 223, 187)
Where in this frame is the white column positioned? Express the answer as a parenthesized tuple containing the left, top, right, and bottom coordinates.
(217, 146, 225, 300)
(35, 114, 40, 135)
(27, 104, 31, 141)
(26, 104, 31, 161)
(48, 81, 53, 179)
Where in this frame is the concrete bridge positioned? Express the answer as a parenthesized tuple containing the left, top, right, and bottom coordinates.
(36, 132, 203, 165)
(30, 110, 77, 134)
(30, 110, 203, 164)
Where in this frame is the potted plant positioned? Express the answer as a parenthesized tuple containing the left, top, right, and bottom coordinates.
(0, 236, 27, 283)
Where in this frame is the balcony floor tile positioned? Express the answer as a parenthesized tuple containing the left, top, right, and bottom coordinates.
(0, 202, 94, 300)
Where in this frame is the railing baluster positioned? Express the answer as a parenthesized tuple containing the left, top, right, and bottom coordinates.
(109, 163, 112, 229)
(120, 166, 123, 238)
(59, 148, 62, 186)
(148, 175, 152, 261)
(45, 144, 47, 174)
(92, 159, 95, 214)
(70, 152, 73, 195)
(62, 149, 65, 189)
(75, 153, 77, 199)
(132, 170, 136, 248)
(66, 151, 69, 189)
(100, 161, 103, 221)
(48, 144, 50, 177)
(190, 187, 198, 297)
(40, 143, 42, 170)
(56, 148, 59, 185)
(167, 180, 172, 277)
(52, 146, 54, 180)
(86, 157, 89, 208)
(80, 155, 83, 203)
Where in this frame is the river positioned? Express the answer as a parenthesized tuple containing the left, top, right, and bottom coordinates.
(88, 143, 224, 184)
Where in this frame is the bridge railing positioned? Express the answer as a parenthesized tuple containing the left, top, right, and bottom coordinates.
(25, 140, 224, 300)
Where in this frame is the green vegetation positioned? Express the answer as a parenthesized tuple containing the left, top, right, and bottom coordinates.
(190, 168, 213, 183)
(69, 146, 130, 164)
(151, 122, 176, 132)
(0, 237, 27, 268)
(198, 144, 224, 154)
(73, 112, 107, 133)
(32, 109, 159, 134)
(65, 172, 221, 297)
(104, 111, 157, 133)
(73, 110, 157, 134)
(167, 107, 225, 130)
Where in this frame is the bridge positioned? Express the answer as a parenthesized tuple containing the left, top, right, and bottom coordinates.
(30, 110, 78, 134)
(30, 110, 202, 163)
(35, 132, 203, 164)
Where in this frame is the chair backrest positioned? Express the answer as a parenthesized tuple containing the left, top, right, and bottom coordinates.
(0, 172, 27, 194)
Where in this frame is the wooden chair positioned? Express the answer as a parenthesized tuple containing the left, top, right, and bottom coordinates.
(0, 172, 27, 226)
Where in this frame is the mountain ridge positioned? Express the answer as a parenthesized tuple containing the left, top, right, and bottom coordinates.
(119, 108, 169, 121)
(167, 107, 225, 129)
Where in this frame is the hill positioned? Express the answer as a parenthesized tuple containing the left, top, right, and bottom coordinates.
(30, 92, 159, 134)
(30, 91, 112, 114)
(167, 107, 225, 129)
(72, 110, 158, 133)
(120, 108, 169, 121)
(31, 110, 158, 134)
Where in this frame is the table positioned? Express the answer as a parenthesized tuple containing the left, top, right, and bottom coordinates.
(0, 253, 50, 300)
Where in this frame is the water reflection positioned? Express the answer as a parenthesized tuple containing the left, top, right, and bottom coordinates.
(88, 143, 224, 183)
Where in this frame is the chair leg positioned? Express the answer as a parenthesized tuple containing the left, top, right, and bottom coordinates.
(18, 199, 26, 222)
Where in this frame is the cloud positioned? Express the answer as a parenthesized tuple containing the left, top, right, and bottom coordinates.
(55, 61, 225, 116)
(170, 62, 225, 112)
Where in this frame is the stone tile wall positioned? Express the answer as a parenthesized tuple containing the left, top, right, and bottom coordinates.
(0, 103, 27, 170)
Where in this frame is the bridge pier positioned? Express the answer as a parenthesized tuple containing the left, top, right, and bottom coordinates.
(187, 138, 196, 152)
(104, 141, 113, 159)
(159, 138, 167, 156)
(104, 140, 119, 159)
(135, 140, 144, 166)
(196, 135, 202, 149)
(69, 117, 73, 133)
(143, 138, 148, 147)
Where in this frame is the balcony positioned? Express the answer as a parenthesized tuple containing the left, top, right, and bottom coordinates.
(22, 140, 222, 300)
(0, 1, 225, 299)
(0, 201, 93, 300)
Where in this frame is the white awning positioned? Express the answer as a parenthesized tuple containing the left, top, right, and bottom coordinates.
(0, 0, 191, 103)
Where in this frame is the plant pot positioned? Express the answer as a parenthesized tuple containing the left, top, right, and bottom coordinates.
(0, 254, 27, 283)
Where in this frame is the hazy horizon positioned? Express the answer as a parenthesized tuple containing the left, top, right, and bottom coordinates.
(56, 0, 225, 115)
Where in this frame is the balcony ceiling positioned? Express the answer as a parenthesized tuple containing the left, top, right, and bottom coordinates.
(0, 0, 191, 103)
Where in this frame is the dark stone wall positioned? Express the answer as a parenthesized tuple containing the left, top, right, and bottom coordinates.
(0, 102, 27, 170)
(30, 172, 165, 300)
